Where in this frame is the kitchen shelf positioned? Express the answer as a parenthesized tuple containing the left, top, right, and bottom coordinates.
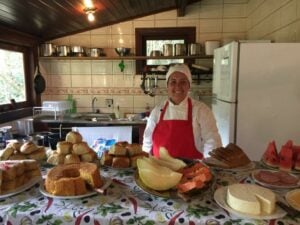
(39, 55, 213, 60)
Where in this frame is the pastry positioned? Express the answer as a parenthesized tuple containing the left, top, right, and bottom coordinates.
(27, 147, 47, 161)
(47, 153, 65, 165)
(45, 162, 103, 196)
(109, 143, 127, 156)
(80, 150, 97, 162)
(64, 154, 81, 164)
(126, 143, 142, 156)
(20, 141, 38, 154)
(65, 131, 83, 144)
(112, 156, 130, 168)
(57, 141, 72, 155)
(100, 151, 113, 166)
(0, 147, 14, 160)
(72, 142, 90, 155)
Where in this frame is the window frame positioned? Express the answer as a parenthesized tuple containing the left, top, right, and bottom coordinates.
(0, 42, 32, 111)
(135, 27, 196, 74)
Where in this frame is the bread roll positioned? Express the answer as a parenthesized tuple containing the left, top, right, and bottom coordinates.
(126, 143, 142, 156)
(47, 153, 65, 165)
(80, 150, 97, 162)
(64, 154, 81, 164)
(65, 131, 83, 144)
(9, 153, 26, 160)
(112, 156, 130, 168)
(109, 144, 127, 156)
(28, 148, 47, 161)
(57, 141, 72, 155)
(20, 141, 38, 154)
(72, 142, 90, 155)
(6, 141, 22, 152)
(100, 151, 113, 166)
(0, 147, 14, 160)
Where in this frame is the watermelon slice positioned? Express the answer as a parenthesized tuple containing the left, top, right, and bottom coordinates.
(279, 145, 293, 172)
(293, 145, 300, 170)
(262, 141, 280, 168)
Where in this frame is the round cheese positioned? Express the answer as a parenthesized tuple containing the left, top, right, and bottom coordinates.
(227, 183, 276, 215)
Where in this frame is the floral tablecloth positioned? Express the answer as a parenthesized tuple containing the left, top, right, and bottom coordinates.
(1, 163, 300, 225)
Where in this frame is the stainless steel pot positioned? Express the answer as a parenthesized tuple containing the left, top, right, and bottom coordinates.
(89, 48, 104, 57)
(16, 119, 34, 136)
(174, 43, 186, 56)
(56, 45, 70, 56)
(188, 43, 201, 56)
(40, 43, 53, 56)
(71, 46, 85, 56)
(163, 44, 173, 56)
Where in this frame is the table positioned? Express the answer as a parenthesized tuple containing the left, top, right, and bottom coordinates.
(1, 163, 300, 225)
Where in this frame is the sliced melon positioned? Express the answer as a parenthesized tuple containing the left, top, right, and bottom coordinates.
(137, 158, 182, 191)
(159, 147, 187, 169)
(262, 141, 279, 168)
(279, 145, 293, 172)
(148, 155, 184, 171)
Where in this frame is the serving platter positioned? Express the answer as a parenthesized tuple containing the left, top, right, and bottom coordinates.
(0, 176, 42, 199)
(251, 169, 300, 189)
(214, 186, 286, 219)
(134, 170, 213, 200)
(285, 189, 300, 211)
(39, 177, 109, 199)
(260, 160, 300, 174)
(203, 159, 256, 172)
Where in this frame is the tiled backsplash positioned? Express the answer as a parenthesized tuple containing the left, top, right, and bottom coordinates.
(41, 1, 249, 115)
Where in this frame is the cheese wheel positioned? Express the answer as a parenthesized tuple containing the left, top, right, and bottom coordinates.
(227, 183, 276, 215)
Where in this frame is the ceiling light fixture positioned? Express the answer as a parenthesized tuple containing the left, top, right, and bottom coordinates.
(84, 7, 97, 22)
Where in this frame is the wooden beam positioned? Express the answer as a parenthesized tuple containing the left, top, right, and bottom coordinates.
(176, 0, 187, 17)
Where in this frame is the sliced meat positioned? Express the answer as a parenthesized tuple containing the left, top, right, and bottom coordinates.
(256, 170, 280, 184)
(275, 171, 299, 185)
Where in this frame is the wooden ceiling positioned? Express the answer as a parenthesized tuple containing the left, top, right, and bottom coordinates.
(0, 0, 202, 41)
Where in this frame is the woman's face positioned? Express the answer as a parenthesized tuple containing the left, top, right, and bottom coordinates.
(167, 72, 190, 105)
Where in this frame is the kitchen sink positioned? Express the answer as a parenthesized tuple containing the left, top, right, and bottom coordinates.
(80, 113, 114, 122)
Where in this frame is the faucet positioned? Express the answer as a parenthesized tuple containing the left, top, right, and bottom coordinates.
(92, 97, 98, 113)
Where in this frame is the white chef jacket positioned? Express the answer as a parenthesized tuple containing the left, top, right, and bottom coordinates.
(142, 97, 222, 158)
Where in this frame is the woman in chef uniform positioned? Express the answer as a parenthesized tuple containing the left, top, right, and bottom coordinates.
(142, 64, 221, 159)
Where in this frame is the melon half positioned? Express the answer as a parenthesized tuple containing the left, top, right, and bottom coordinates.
(137, 157, 182, 191)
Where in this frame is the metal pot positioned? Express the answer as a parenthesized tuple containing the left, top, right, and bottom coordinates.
(163, 44, 173, 56)
(40, 43, 53, 56)
(89, 48, 104, 57)
(71, 46, 85, 56)
(174, 43, 186, 56)
(16, 119, 34, 136)
(56, 45, 70, 56)
(188, 43, 201, 56)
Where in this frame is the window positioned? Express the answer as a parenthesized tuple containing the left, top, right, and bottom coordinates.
(135, 27, 196, 74)
(0, 49, 26, 104)
(0, 42, 32, 113)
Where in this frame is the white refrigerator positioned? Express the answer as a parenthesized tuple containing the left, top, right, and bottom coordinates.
(212, 41, 300, 160)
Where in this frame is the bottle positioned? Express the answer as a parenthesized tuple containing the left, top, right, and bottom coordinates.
(67, 94, 77, 113)
(114, 105, 120, 119)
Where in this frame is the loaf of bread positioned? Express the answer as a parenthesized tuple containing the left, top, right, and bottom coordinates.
(108, 143, 127, 156)
(72, 142, 90, 155)
(206, 143, 251, 168)
(57, 141, 72, 155)
(112, 156, 130, 168)
(20, 141, 39, 154)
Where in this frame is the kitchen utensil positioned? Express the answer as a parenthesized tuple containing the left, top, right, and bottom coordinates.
(34, 66, 46, 94)
(163, 44, 173, 56)
(89, 48, 104, 57)
(56, 45, 70, 56)
(40, 43, 53, 56)
(16, 119, 34, 136)
(188, 43, 201, 56)
(115, 47, 131, 56)
(150, 50, 162, 57)
(174, 43, 186, 56)
(71, 46, 85, 56)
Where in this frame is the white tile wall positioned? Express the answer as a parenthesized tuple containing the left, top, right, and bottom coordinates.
(43, 0, 300, 114)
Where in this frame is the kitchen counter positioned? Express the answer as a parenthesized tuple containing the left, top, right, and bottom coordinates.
(0, 162, 299, 225)
(33, 114, 147, 126)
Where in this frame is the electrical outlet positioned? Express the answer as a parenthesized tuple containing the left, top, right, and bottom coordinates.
(105, 99, 113, 107)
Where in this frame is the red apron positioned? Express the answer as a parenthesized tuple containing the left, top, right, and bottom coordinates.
(152, 98, 203, 159)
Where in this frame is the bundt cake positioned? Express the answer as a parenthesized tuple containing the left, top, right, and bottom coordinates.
(45, 162, 103, 196)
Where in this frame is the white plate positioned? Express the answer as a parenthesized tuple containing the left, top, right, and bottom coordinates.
(0, 176, 42, 199)
(251, 169, 300, 189)
(214, 186, 286, 220)
(260, 160, 300, 174)
(285, 189, 300, 211)
(39, 177, 109, 199)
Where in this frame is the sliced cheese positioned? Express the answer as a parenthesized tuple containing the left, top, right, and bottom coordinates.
(227, 184, 276, 215)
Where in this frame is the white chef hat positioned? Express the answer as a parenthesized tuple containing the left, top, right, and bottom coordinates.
(166, 64, 192, 85)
